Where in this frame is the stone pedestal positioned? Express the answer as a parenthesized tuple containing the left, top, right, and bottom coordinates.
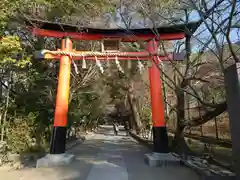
(36, 153, 74, 168)
(144, 152, 180, 167)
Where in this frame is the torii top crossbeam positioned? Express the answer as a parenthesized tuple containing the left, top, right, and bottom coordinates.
(26, 18, 197, 41)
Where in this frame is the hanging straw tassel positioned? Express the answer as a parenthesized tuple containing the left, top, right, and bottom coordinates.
(95, 56, 104, 74)
(82, 55, 87, 69)
(115, 56, 124, 73)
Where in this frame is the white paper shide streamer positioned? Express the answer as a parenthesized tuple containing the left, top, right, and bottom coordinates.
(69, 54, 79, 74)
(82, 55, 87, 69)
(137, 57, 144, 74)
(115, 56, 124, 73)
(95, 56, 104, 74)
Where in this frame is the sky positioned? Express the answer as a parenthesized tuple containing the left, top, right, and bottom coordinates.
(112, 1, 240, 52)
(189, 10, 240, 52)
(189, 10, 239, 42)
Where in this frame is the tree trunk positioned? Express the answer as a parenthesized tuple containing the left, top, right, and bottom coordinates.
(172, 89, 190, 154)
(127, 83, 142, 134)
(1, 71, 11, 141)
(0, 69, 2, 101)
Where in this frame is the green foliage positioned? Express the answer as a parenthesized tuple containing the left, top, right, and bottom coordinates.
(141, 106, 152, 127)
(0, 0, 114, 153)
(0, 36, 21, 62)
(0, 0, 182, 154)
(0, 0, 16, 32)
(68, 77, 111, 130)
(0, 36, 32, 68)
(6, 113, 48, 153)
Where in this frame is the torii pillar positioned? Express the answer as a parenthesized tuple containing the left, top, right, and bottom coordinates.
(144, 39, 180, 167)
(36, 37, 75, 168)
(50, 37, 72, 154)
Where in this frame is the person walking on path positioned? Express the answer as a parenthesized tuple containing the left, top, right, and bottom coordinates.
(113, 122, 119, 135)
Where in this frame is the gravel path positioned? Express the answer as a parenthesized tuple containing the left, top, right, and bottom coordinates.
(0, 126, 200, 180)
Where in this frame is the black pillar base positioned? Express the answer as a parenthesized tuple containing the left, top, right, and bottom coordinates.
(50, 126, 67, 154)
(152, 126, 169, 153)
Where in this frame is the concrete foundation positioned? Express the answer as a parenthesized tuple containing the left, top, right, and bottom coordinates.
(144, 152, 180, 167)
(36, 153, 75, 168)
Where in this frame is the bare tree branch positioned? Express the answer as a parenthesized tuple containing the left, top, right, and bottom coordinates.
(184, 101, 227, 127)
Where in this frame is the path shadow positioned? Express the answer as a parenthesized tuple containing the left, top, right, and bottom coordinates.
(8, 126, 200, 180)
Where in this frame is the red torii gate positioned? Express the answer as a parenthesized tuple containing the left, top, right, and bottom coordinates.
(27, 19, 196, 157)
